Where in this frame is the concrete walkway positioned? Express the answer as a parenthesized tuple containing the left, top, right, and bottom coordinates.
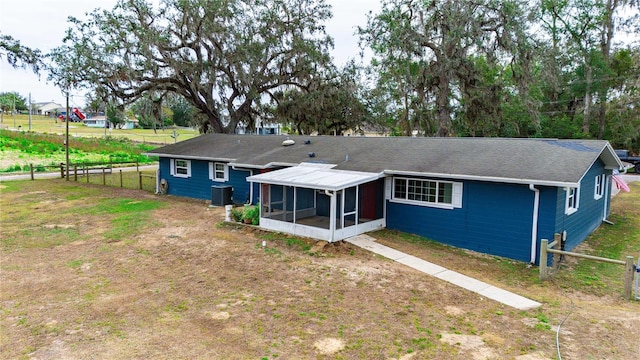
(346, 234, 542, 310)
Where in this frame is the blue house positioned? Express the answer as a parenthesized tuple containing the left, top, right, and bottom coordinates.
(145, 134, 623, 264)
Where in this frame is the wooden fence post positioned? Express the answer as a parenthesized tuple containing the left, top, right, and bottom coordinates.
(102, 168, 106, 185)
(139, 172, 143, 190)
(623, 256, 634, 300)
(30, 164, 34, 180)
(553, 233, 562, 270)
(540, 239, 548, 281)
(60, 163, 64, 178)
(74, 164, 78, 182)
(120, 170, 123, 188)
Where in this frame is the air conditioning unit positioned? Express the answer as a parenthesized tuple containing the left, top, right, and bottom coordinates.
(211, 185, 233, 206)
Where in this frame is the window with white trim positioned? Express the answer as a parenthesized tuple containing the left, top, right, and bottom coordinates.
(171, 159, 191, 178)
(594, 174, 605, 199)
(392, 177, 462, 208)
(565, 187, 579, 215)
(209, 162, 229, 181)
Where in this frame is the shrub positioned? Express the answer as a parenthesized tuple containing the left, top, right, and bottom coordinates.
(243, 204, 260, 225)
(230, 207, 244, 222)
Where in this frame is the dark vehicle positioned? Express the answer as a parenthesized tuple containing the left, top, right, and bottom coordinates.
(615, 149, 640, 172)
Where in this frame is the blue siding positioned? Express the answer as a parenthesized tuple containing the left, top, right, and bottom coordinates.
(296, 188, 316, 209)
(158, 158, 255, 204)
(535, 186, 561, 265)
(228, 168, 253, 204)
(553, 160, 609, 251)
(157, 154, 612, 264)
(387, 181, 536, 262)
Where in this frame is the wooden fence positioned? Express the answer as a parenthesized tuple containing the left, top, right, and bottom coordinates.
(21, 161, 157, 193)
(540, 233, 636, 300)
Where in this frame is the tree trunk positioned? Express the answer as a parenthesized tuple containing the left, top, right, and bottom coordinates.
(435, 73, 451, 137)
(597, 0, 615, 139)
(582, 65, 593, 135)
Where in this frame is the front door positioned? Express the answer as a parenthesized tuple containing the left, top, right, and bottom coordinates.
(361, 181, 377, 220)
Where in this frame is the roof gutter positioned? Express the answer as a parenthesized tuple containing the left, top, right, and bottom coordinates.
(229, 161, 299, 170)
(384, 170, 579, 188)
(528, 184, 540, 264)
(140, 153, 299, 171)
(142, 153, 237, 163)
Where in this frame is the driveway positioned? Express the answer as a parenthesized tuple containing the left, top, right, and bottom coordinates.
(611, 173, 639, 197)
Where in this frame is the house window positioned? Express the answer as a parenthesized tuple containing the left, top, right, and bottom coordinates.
(594, 174, 605, 200)
(171, 159, 191, 178)
(392, 177, 462, 209)
(565, 187, 579, 215)
(209, 162, 228, 182)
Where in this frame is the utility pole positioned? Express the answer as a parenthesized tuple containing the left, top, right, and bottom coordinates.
(12, 94, 16, 128)
(171, 128, 179, 143)
(28, 93, 32, 131)
(66, 94, 70, 181)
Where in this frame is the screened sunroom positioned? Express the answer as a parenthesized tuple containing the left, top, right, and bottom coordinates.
(247, 164, 386, 242)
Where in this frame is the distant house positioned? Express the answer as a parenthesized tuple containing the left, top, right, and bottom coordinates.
(84, 116, 137, 129)
(235, 120, 282, 135)
(34, 102, 64, 116)
(84, 116, 110, 128)
(145, 134, 623, 264)
(343, 123, 392, 137)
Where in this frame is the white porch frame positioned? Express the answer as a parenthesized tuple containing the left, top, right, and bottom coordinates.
(247, 165, 386, 242)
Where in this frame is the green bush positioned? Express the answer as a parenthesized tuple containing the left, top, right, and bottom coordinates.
(243, 204, 260, 225)
(230, 207, 244, 222)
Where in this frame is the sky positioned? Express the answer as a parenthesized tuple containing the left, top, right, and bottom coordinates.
(0, 0, 382, 108)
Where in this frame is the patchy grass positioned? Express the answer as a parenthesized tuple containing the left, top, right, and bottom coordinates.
(0, 180, 165, 250)
(0, 179, 638, 359)
(68, 168, 158, 193)
(553, 182, 640, 294)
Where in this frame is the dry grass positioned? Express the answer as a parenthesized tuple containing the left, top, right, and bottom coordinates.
(1, 179, 639, 359)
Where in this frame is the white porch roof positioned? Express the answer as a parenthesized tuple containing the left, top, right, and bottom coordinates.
(246, 164, 383, 191)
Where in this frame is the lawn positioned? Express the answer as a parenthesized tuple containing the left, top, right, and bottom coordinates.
(0, 179, 638, 359)
(0, 114, 199, 144)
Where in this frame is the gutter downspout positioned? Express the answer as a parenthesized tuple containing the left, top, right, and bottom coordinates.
(155, 168, 161, 194)
(325, 189, 335, 242)
(603, 174, 610, 221)
(248, 169, 254, 205)
(529, 184, 540, 264)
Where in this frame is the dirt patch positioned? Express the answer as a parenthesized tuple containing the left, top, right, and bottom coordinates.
(440, 333, 495, 360)
(313, 337, 345, 355)
(1, 181, 639, 359)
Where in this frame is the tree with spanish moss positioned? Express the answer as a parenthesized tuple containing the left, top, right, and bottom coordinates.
(359, 0, 535, 137)
(48, 0, 334, 134)
(0, 33, 42, 74)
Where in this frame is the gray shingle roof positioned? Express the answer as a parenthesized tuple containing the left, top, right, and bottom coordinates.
(145, 134, 622, 186)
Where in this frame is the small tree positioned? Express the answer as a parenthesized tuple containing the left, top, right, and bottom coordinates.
(106, 103, 126, 129)
(0, 92, 27, 113)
